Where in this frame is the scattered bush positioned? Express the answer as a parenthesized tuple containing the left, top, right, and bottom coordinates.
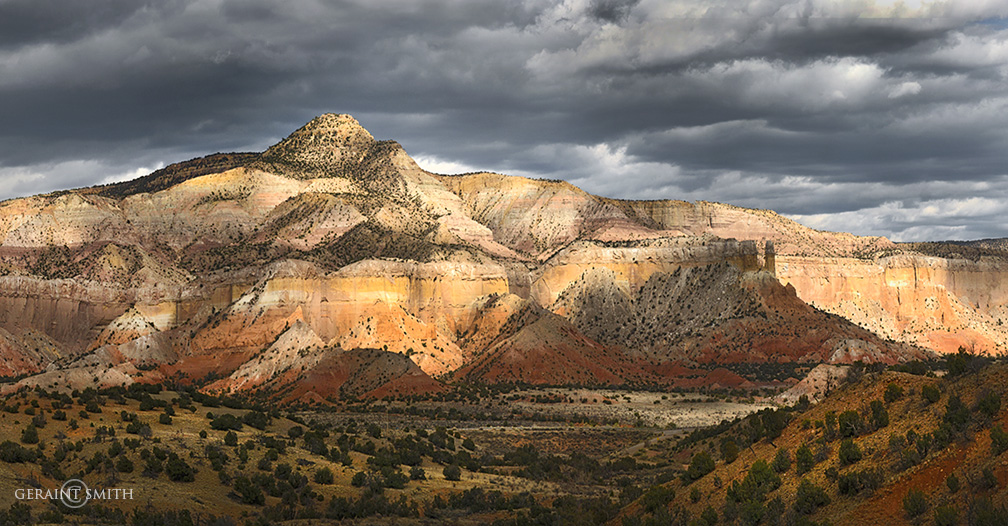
(980, 467, 997, 490)
(771, 448, 790, 474)
(314, 467, 334, 485)
(943, 395, 971, 435)
(903, 488, 927, 518)
(19, 426, 38, 445)
(233, 475, 264, 505)
(683, 451, 715, 482)
(793, 479, 830, 515)
(884, 383, 904, 403)
(720, 438, 739, 464)
(210, 414, 242, 431)
(0, 441, 37, 463)
(869, 400, 889, 430)
(838, 439, 862, 465)
(116, 456, 134, 473)
(976, 390, 1002, 421)
(946, 473, 960, 493)
(165, 454, 196, 482)
(795, 444, 814, 475)
(242, 411, 269, 431)
(837, 468, 882, 496)
(991, 426, 1008, 455)
(443, 464, 461, 481)
(934, 504, 958, 526)
(922, 384, 941, 405)
(640, 485, 674, 514)
(838, 410, 863, 438)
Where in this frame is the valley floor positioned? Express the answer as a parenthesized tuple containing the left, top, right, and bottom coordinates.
(1, 356, 1006, 526)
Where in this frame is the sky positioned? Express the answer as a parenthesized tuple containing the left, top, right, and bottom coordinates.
(1, 0, 1008, 241)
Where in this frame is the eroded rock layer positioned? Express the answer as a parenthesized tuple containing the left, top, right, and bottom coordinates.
(0, 113, 997, 397)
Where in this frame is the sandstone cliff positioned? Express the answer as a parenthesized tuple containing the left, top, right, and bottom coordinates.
(1, 113, 992, 398)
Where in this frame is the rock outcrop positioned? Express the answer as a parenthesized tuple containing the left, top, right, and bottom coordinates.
(2, 113, 996, 398)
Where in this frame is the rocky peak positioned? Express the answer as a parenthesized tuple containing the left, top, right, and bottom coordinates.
(299, 113, 374, 144)
(260, 114, 378, 176)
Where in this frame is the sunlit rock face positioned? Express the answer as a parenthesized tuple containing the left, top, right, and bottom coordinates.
(0, 113, 998, 396)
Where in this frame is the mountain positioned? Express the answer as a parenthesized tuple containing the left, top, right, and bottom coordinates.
(0, 113, 1001, 398)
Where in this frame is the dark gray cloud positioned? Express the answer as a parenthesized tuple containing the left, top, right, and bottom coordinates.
(588, 0, 640, 23)
(1, 0, 1007, 241)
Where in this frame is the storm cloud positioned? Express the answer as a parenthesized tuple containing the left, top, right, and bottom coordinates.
(1, 0, 1007, 241)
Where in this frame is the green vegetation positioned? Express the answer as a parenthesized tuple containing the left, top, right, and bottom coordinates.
(0, 349, 1005, 526)
(903, 488, 928, 518)
(793, 479, 830, 515)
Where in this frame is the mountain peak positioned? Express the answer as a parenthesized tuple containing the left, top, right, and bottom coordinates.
(298, 113, 374, 142)
(260, 113, 376, 174)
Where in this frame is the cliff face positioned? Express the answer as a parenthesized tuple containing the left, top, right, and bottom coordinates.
(776, 255, 1008, 354)
(603, 198, 1008, 355)
(0, 113, 995, 397)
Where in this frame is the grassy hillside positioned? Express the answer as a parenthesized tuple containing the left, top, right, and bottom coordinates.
(619, 351, 1008, 526)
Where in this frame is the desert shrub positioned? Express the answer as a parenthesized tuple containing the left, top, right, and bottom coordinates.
(700, 506, 718, 526)
(970, 497, 1008, 526)
(314, 467, 334, 485)
(143, 456, 163, 476)
(0, 441, 37, 463)
(837, 468, 882, 496)
(640, 485, 674, 514)
(720, 437, 739, 464)
(0, 502, 31, 525)
(838, 439, 862, 465)
(19, 426, 38, 445)
(683, 451, 715, 483)
(946, 473, 960, 493)
(793, 479, 830, 515)
(210, 414, 242, 431)
(772, 448, 790, 474)
(233, 475, 264, 505)
(885, 383, 904, 403)
(943, 395, 971, 434)
(991, 425, 1008, 453)
(242, 410, 269, 430)
(980, 467, 998, 490)
(165, 454, 195, 482)
(838, 410, 863, 437)
(922, 384, 941, 404)
(116, 456, 134, 473)
(224, 431, 238, 447)
(795, 444, 814, 474)
(443, 464, 461, 481)
(934, 504, 958, 526)
(824, 412, 837, 439)
(976, 390, 1002, 421)
(734, 460, 781, 497)
(869, 400, 889, 430)
(903, 488, 927, 518)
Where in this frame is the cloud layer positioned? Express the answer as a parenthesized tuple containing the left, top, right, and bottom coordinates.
(1, 0, 1007, 241)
